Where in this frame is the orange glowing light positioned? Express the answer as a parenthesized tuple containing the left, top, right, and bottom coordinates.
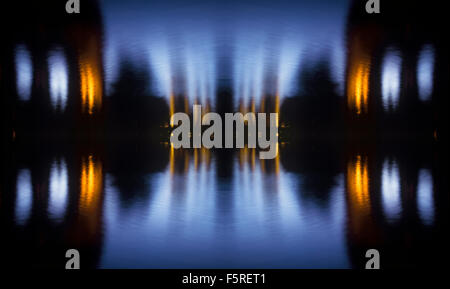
(347, 155, 370, 211)
(347, 41, 371, 116)
(80, 59, 102, 115)
(80, 155, 102, 214)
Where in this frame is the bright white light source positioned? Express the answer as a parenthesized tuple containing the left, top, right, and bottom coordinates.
(48, 48, 69, 110)
(15, 45, 33, 101)
(381, 159, 401, 221)
(15, 169, 33, 225)
(417, 169, 434, 225)
(381, 48, 402, 111)
(49, 159, 69, 221)
(417, 45, 435, 102)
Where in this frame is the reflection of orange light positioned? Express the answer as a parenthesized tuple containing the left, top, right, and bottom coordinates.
(80, 59, 102, 115)
(201, 147, 210, 169)
(348, 51, 370, 115)
(170, 143, 175, 175)
(275, 94, 280, 127)
(275, 143, 280, 175)
(239, 146, 249, 168)
(194, 148, 198, 171)
(80, 155, 102, 213)
(251, 148, 255, 171)
(347, 155, 370, 211)
(169, 93, 175, 125)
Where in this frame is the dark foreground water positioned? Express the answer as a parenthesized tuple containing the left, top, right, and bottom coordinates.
(1, 139, 448, 268)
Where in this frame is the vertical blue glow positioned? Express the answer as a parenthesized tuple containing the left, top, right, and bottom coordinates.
(232, 32, 268, 109)
(417, 45, 435, 102)
(417, 169, 434, 225)
(15, 45, 33, 101)
(277, 38, 302, 100)
(381, 49, 402, 111)
(148, 36, 174, 102)
(102, 0, 349, 111)
(48, 48, 69, 110)
(48, 159, 69, 222)
(15, 169, 33, 225)
(381, 159, 402, 221)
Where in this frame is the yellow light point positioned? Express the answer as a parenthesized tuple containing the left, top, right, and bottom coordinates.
(169, 93, 175, 126)
(80, 155, 102, 215)
(205, 101, 211, 114)
(347, 49, 370, 116)
(275, 142, 280, 175)
(201, 147, 211, 169)
(347, 155, 370, 212)
(251, 148, 255, 171)
(184, 150, 190, 173)
(170, 143, 175, 175)
(79, 56, 102, 115)
(184, 97, 189, 114)
(194, 148, 198, 171)
(239, 146, 248, 168)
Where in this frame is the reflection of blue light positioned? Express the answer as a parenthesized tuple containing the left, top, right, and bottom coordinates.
(103, 0, 348, 110)
(381, 49, 402, 111)
(15, 169, 33, 225)
(48, 159, 68, 222)
(417, 169, 434, 225)
(15, 45, 33, 101)
(101, 151, 349, 268)
(148, 38, 173, 101)
(382, 159, 401, 221)
(417, 45, 434, 102)
(48, 48, 69, 110)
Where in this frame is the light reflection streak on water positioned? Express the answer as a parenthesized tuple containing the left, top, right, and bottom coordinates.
(381, 48, 402, 111)
(15, 169, 33, 225)
(381, 159, 401, 221)
(48, 159, 68, 222)
(346, 155, 370, 216)
(417, 45, 435, 102)
(15, 45, 33, 101)
(48, 48, 69, 111)
(417, 169, 434, 225)
(79, 155, 103, 237)
(101, 147, 348, 268)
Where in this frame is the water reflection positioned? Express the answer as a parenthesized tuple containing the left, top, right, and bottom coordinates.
(346, 155, 370, 215)
(381, 159, 401, 221)
(417, 169, 434, 225)
(101, 147, 349, 268)
(48, 48, 69, 111)
(15, 169, 33, 225)
(48, 159, 68, 222)
(15, 45, 33, 101)
(4, 141, 447, 268)
(381, 49, 402, 111)
(80, 155, 103, 216)
(417, 45, 435, 102)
